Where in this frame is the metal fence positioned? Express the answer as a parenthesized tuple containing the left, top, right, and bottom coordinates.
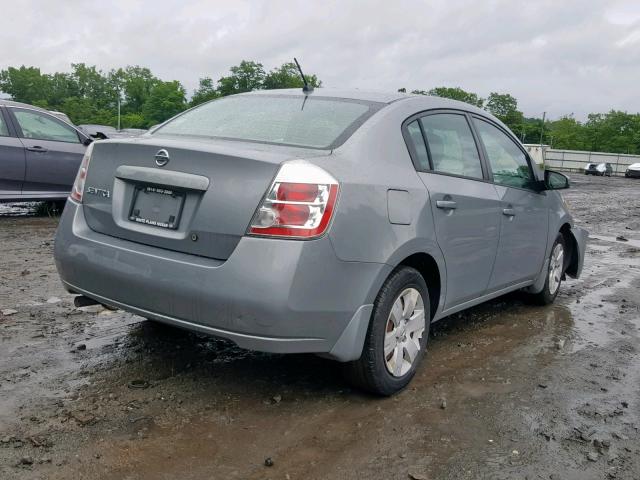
(543, 149, 639, 176)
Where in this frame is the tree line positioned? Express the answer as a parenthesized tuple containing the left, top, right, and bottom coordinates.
(0, 61, 319, 129)
(1, 62, 638, 155)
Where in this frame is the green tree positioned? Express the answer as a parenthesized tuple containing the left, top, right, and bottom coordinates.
(547, 116, 588, 150)
(119, 112, 147, 129)
(263, 62, 320, 90)
(70, 63, 116, 110)
(485, 92, 524, 133)
(60, 97, 99, 124)
(141, 80, 187, 126)
(413, 86, 484, 108)
(519, 117, 545, 144)
(190, 77, 219, 106)
(585, 111, 640, 154)
(217, 60, 265, 96)
(114, 66, 159, 113)
(47, 72, 77, 110)
(0, 66, 50, 105)
(57, 97, 114, 125)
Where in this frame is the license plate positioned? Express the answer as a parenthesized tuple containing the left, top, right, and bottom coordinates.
(129, 185, 185, 230)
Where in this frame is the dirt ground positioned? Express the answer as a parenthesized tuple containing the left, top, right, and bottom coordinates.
(1, 174, 639, 480)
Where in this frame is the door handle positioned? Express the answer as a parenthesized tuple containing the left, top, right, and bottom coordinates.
(502, 208, 516, 217)
(436, 200, 457, 210)
(26, 146, 48, 153)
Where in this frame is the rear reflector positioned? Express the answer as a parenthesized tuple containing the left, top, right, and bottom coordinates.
(70, 143, 94, 202)
(248, 161, 339, 239)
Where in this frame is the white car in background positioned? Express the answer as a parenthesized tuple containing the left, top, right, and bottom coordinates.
(625, 163, 640, 179)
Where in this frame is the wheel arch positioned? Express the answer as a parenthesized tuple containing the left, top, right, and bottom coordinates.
(328, 247, 445, 363)
(396, 252, 442, 321)
(559, 222, 583, 279)
(363, 239, 445, 322)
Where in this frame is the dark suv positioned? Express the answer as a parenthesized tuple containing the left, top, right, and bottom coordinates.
(0, 100, 92, 202)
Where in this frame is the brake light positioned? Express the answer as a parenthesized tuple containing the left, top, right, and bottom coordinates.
(70, 143, 94, 202)
(249, 161, 339, 239)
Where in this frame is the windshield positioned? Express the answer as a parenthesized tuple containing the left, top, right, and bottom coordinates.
(153, 94, 380, 149)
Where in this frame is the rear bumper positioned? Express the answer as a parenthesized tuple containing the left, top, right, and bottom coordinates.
(54, 201, 390, 361)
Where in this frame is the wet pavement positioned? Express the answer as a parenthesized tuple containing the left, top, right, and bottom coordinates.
(1, 174, 639, 479)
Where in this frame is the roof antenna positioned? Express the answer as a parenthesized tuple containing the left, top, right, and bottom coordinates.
(294, 57, 313, 94)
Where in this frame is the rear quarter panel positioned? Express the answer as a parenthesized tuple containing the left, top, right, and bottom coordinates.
(311, 98, 452, 309)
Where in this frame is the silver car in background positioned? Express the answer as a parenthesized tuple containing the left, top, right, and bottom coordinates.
(54, 89, 586, 395)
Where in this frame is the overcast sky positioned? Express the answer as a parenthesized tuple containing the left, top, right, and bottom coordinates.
(1, 0, 639, 119)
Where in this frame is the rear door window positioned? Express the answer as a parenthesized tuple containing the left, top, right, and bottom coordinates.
(420, 113, 483, 179)
(405, 120, 430, 170)
(0, 110, 9, 136)
(473, 117, 534, 189)
(12, 109, 80, 143)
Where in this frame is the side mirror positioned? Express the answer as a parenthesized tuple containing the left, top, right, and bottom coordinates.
(82, 136, 93, 146)
(544, 169, 570, 190)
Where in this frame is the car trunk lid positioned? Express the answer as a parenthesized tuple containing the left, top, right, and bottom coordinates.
(81, 136, 328, 260)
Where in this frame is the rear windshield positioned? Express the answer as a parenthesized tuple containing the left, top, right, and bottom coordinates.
(153, 94, 380, 149)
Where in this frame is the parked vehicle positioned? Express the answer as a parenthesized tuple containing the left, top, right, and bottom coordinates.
(78, 125, 148, 140)
(625, 163, 640, 178)
(78, 124, 119, 140)
(119, 128, 147, 136)
(49, 110, 74, 125)
(54, 89, 587, 395)
(584, 162, 612, 176)
(0, 100, 92, 202)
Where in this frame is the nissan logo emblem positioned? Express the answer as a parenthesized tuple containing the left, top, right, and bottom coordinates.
(155, 149, 170, 167)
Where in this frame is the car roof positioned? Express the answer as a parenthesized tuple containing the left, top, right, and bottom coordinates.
(241, 88, 409, 104)
(0, 99, 52, 112)
(239, 88, 490, 116)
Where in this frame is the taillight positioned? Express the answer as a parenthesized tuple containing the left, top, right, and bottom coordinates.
(249, 161, 339, 239)
(70, 143, 94, 202)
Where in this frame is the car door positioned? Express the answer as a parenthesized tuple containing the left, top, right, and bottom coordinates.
(471, 116, 549, 290)
(0, 107, 27, 198)
(9, 107, 86, 195)
(404, 111, 502, 309)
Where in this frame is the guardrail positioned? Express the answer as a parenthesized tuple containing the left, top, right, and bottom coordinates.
(544, 149, 639, 176)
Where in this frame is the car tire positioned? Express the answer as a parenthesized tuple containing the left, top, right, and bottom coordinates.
(529, 234, 566, 305)
(343, 266, 430, 396)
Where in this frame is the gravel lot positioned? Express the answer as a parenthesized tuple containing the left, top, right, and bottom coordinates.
(1, 173, 639, 480)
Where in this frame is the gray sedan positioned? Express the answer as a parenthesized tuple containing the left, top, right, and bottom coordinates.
(54, 89, 586, 395)
(0, 100, 91, 201)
